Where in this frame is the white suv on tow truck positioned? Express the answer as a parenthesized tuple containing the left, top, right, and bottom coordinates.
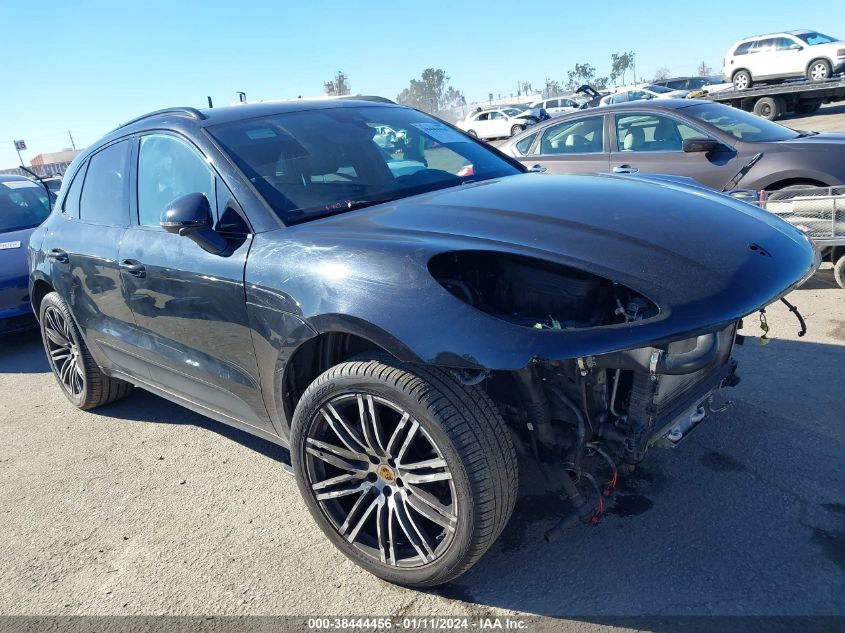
(723, 30, 845, 89)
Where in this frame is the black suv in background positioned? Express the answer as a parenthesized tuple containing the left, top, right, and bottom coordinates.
(29, 99, 816, 586)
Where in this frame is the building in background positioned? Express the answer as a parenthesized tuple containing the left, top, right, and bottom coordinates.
(0, 147, 82, 178)
(30, 149, 81, 167)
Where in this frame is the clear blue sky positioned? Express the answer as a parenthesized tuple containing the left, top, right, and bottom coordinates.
(1, 0, 842, 168)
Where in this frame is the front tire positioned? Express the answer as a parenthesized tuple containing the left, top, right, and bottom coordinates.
(467, 129, 478, 138)
(510, 124, 525, 137)
(807, 59, 832, 82)
(39, 292, 132, 410)
(290, 359, 518, 587)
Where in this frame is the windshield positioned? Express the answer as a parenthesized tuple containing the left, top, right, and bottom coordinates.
(0, 180, 51, 232)
(797, 32, 837, 45)
(644, 84, 672, 94)
(684, 103, 800, 142)
(209, 105, 521, 223)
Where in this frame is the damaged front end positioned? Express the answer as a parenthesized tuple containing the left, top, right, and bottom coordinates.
(429, 247, 800, 539)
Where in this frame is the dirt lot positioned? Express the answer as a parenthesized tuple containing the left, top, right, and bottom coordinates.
(1, 263, 843, 626)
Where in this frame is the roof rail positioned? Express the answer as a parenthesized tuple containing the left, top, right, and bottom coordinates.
(117, 107, 207, 129)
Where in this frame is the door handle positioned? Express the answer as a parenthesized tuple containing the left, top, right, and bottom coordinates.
(120, 259, 146, 278)
(613, 165, 639, 174)
(47, 248, 69, 263)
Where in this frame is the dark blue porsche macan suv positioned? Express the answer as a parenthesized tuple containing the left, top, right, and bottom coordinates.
(29, 99, 817, 586)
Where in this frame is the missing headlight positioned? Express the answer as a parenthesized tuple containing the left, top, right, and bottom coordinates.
(428, 250, 657, 329)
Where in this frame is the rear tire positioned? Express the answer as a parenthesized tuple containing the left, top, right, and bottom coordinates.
(753, 96, 782, 121)
(39, 292, 132, 410)
(467, 130, 478, 138)
(290, 359, 518, 587)
(733, 70, 753, 90)
(807, 59, 832, 82)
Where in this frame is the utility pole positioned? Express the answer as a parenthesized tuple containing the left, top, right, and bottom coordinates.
(632, 52, 637, 86)
(67, 130, 76, 150)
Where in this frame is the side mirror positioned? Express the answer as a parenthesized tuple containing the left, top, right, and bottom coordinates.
(789, 43, 803, 51)
(682, 137, 723, 153)
(160, 192, 227, 255)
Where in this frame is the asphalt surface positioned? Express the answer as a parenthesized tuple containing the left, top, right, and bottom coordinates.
(2, 103, 845, 627)
(0, 266, 843, 625)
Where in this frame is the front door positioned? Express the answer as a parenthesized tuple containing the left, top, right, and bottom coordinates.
(118, 133, 272, 432)
(523, 114, 610, 175)
(609, 113, 743, 190)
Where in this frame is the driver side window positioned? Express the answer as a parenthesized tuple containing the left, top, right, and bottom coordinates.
(137, 135, 215, 228)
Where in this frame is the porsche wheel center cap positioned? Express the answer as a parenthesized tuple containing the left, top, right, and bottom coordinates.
(377, 465, 396, 483)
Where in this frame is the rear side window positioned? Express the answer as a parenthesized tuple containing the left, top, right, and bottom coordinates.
(514, 131, 538, 155)
(61, 163, 86, 219)
(734, 41, 754, 55)
(79, 141, 130, 226)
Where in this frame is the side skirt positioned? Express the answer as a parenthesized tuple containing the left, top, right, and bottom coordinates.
(109, 369, 290, 450)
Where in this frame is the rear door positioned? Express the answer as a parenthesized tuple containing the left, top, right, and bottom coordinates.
(522, 114, 610, 175)
(39, 140, 145, 376)
(609, 112, 742, 189)
(118, 132, 273, 432)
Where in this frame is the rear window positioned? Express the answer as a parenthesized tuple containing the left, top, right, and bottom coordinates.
(0, 180, 51, 232)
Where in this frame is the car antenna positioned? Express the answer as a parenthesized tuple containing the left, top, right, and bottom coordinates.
(17, 164, 53, 210)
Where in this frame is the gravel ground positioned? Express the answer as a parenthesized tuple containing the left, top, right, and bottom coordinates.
(0, 264, 843, 628)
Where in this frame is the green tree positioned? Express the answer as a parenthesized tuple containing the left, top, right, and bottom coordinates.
(610, 51, 635, 85)
(324, 71, 351, 96)
(542, 78, 563, 98)
(396, 68, 465, 113)
(565, 63, 607, 91)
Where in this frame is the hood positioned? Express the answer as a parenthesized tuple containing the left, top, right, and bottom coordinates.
(250, 174, 816, 369)
(778, 132, 845, 145)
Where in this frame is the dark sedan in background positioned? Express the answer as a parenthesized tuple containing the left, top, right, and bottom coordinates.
(498, 99, 845, 191)
(1, 174, 51, 334)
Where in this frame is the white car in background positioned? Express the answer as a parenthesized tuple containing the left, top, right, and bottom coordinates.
(456, 108, 537, 139)
(530, 96, 583, 116)
(599, 84, 690, 106)
(723, 30, 845, 89)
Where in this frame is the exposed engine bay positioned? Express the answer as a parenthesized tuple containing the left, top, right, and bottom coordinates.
(430, 250, 750, 538)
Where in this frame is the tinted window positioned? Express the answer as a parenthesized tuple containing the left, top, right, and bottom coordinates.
(514, 132, 538, 155)
(666, 79, 686, 89)
(617, 115, 703, 152)
(138, 134, 215, 227)
(490, 112, 505, 120)
(0, 180, 51, 232)
(775, 37, 797, 50)
(79, 141, 129, 226)
(734, 41, 754, 55)
(546, 99, 559, 108)
(209, 106, 520, 223)
(475, 113, 489, 121)
(540, 116, 604, 154)
(62, 163, 86, 219)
